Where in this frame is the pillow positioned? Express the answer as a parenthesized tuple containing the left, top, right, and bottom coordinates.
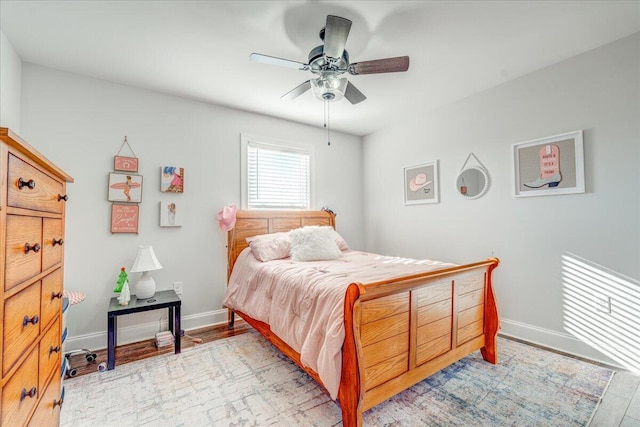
(289, 226, 342, 262)
(246, 232, 291, 262)
(330, 229, 349, 251)
(305, 226, 349, 251)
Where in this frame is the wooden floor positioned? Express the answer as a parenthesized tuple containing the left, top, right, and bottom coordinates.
(66, 321, 252, 378)
(66, 325, 639, 426)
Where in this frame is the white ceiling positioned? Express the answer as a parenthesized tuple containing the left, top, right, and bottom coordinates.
(1, 1, 639, 136)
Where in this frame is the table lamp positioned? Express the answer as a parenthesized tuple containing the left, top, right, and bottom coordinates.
(130, 246, 163, 299)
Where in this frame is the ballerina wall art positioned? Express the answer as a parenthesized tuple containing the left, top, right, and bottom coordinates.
(160, 201, 182, 227)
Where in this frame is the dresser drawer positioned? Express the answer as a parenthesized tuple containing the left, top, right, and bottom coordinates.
(7, 153, 66, 214)
(41, 269, 64, 329)
(3, 283, 42, 375)
(42, 218, 64, 271)
(39, 319, 62, 393)
(5, 215, 42, 291)
(1, 348, 40, 427)
(28, 373, 62, 427)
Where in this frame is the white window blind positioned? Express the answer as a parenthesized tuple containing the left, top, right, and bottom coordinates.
(246, 140, 311, 210)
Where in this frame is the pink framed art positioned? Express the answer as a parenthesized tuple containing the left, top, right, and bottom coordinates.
(111, 204, 139, 233)
(114, 156, 138, 173)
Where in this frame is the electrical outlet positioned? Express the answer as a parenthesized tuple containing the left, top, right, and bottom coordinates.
(173, 281, 183, 295)
(595, 296, 611, 314)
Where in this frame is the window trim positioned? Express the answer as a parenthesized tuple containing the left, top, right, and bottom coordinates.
(240, 133, 315, 210)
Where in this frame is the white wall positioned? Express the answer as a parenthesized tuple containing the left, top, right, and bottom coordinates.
(20, 64, 363, 350)
(363, 33, 639, 368)
(14, 32, 640, 370)
(0, 30, 22, 131)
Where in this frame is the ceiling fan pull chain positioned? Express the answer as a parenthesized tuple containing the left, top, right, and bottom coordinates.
(323, 100, 327, 129)
(326, 100, 331, 146)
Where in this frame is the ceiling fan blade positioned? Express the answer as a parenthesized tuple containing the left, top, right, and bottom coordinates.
(281, 80, 311, 100)
(250, 53, 308, 70)
(323, 15, 352, 58)
(344, 81, 367, 105)
(348, 56, 410, 75)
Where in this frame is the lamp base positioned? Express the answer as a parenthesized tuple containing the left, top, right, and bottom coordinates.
(135, 271, 156, 299)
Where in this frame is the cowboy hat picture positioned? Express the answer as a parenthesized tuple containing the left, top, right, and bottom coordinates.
(409, 173, 432, 192)
(404, 160, 440, 205)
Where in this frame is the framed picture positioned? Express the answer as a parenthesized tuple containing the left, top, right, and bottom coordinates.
(114, 156, 138, 173)
(111, 204, 139, 233)
(404, 160, 439, 205)
(160, 166, 184, 193)
(160, 201, 182, 227)
(512, 130, 585, 197)
(108, 173, 143, 203)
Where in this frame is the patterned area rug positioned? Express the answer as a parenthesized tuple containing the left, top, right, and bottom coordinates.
(61, 331, 613, 426)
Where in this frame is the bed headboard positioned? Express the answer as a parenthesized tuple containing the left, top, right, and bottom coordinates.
(226, 210, 336, 280)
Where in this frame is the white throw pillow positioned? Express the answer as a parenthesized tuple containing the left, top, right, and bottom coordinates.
(289, 226, 342, 262)
(246, 232, 291, 262)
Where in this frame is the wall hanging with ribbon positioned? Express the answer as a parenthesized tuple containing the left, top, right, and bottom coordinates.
(114, 136, 138, 173)
(110, 136, 142, 233)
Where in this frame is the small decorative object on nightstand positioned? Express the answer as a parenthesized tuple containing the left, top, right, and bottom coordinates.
(130, 246, 163, 299)
(118, 281, 130, 305)
(114, 267, 131, 305)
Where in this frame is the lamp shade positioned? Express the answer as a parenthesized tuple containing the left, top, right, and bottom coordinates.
(130, 246, 163, 273)
(130, 246, 162, 299)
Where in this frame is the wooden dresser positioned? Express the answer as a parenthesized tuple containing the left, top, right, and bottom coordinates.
(0, 128, 73, 426)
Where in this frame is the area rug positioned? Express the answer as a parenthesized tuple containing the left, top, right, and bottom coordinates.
(60, 331, 613, 426)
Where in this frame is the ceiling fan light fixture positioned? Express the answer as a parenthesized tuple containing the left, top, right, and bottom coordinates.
(251, 14, 409, 105)
(311, 74, 348, 102)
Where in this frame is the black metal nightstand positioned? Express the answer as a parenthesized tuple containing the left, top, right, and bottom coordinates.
(107, 290, 181, 370)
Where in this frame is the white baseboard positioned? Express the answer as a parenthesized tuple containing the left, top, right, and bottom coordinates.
(65, 311, 626, 371)
(500, 317, 623, 369)
(64, 309, 230, 352)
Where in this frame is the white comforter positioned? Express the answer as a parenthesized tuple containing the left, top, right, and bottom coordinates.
(222, 248, 454, 399)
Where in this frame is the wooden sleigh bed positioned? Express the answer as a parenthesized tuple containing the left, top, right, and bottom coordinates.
(226, 210, 500, 427)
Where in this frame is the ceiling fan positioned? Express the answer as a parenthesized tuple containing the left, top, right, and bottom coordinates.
(250, 15, 410, 105)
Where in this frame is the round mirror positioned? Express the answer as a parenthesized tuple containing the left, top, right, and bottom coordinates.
(456, 166, 490, 199)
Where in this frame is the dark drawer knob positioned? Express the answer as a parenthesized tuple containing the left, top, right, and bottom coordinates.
(53, 397, 64, 408)
(51, 291, 63, 300)
(49, 345, 61, 355)
(24, 243, 41, 253)
(23, 314, 39, 327)
(18, 178, 36, 189)
(52, 237, 64, 246)
(20, 387, 37, 401)
(58, 194, 68, 202)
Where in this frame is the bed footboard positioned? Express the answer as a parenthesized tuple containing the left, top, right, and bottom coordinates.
(339, 258, 500, 427)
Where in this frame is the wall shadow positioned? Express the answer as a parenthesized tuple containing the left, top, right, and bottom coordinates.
(562, 252, 639, 373)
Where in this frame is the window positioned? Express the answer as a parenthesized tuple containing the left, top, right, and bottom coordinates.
(241, 134, 313, 210)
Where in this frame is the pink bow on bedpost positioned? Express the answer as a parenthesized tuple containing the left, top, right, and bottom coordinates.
(217, 205, 238, 231)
